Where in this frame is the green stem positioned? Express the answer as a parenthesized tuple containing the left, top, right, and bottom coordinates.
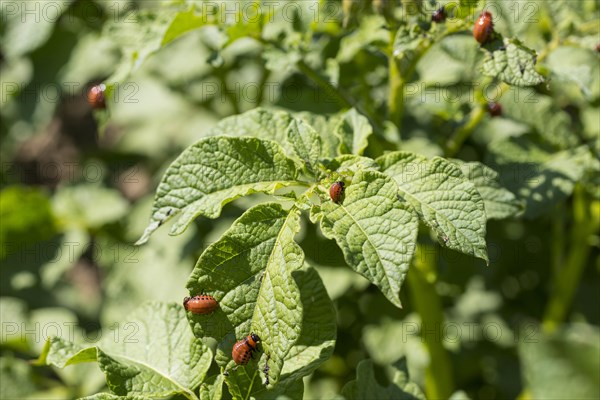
(551, 202, 566, 278)
(296, 60, 353, 109)
(217, 71, 241, 115)
(296, 59, 387, 133)
(445, 82, 510, 157)
(255, 67, 271, 106)
(542, 185, 599, 333)
(445, 106, 486, 157)
(244, 369, 259, 400)
(408, 244, 454, 399)
(387, 47, 428, 132)
(388, 54, 403, 128)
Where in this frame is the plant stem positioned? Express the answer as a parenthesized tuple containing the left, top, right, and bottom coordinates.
(408, 243, 455, 399)
(296, 59, 388, 133)
(296, 60, 353, 109)
(388, 55, 403, 128)
(542, 185, 599, 333)
(445, 82, 510, 157)
(255, 67, 271, 106)
(551, 202, 566, 278)
(217, 71, 241, 115)
(387, 47, 428, 132)
(445, 106, 486, 157)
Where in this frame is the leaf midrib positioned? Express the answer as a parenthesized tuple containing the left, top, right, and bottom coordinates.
(253, 206, 300, 347)
(392, 173, 484, 252)
(102, 350, 199, 400)
(338, 195, 399, 300)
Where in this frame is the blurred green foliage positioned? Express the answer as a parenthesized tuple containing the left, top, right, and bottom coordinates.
(1, 0, 599, 399)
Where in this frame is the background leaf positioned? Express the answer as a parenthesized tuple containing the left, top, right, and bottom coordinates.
(486, 136, 595, 218)
(519, 324, 600, 399)
(342, 359, 426, 400)
(453, 160, 523, 220)
(37, 302, 212, 399)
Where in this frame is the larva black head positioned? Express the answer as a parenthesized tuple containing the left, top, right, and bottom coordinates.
(432, 6, 446, 23)
(250, 333, 261, 343)
(487, 102, 502, 117)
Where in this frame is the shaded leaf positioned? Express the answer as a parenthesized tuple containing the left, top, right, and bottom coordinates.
(453, 161, 523, 220)
(0, 186, 56, 260)
(337, 15, 389, 62)
(546, 46, 600, 100)
(500, 89, 578, 149)
(342, 359, 425, 400)
(520, 324, 600, 399)
(199, 374, 225, 400)
(486, 136, 595, 218)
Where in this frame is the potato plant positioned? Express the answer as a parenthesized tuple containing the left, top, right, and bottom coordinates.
(2, 1, 599, 400)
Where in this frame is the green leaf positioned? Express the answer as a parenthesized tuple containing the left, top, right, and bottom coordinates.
(453, 161, 523, 220)
(80, 394, 147, 400)
(222, 265, 333, 399)
(208, 108, 292, 147)
(342, 359, 426, 400)
(456, 0, 481, 19)
(377, 152, 488, 263)
(278, 265, 337, 383)
(103, 4, 209, 85)
(337, 15, 389, 62)
(520, 324, 600, 399)
(546, 46, 600, 100)
(0, 186, 56, 260)
(311, 170, 419, 307)
(199, 374, 225, 400)
(137, 137, 300, 244)
(37, 302, 212, 400)
(287, 118, 323, 174)
(500, 89, 578, 149)
(486, 136, 595, 218)
(162, 7, 207, 46)
(53, 184, 129, 230)
(418, 36, 480, 85)
(186, 203, 304, 387)
(392, 25, 432, 77)
(334, 108, 374, 156)
(1, 0, 72, 58)
(104, 8, 180, 84)
(0, 356, 37, 399)
(324, 154, 381, 175)
(481, 38, 545, 86)
(293, 111, 341, 159)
